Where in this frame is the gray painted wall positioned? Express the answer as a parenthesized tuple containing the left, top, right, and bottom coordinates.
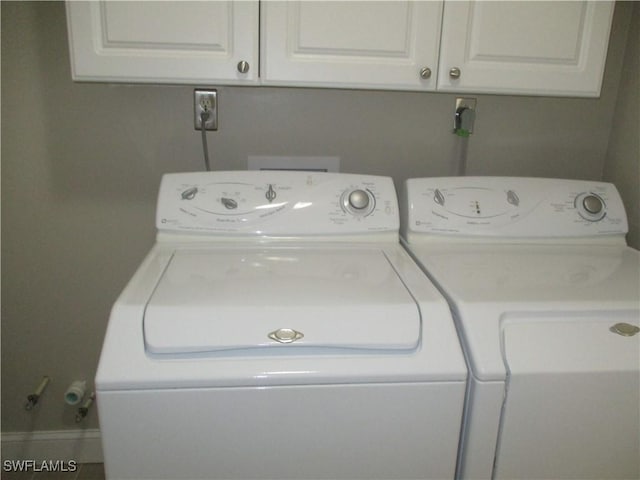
(1, 1, 637, 434)
(604, 2, 640, 249)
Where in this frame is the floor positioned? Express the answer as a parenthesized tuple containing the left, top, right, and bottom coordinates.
(1, 463, 105, 480)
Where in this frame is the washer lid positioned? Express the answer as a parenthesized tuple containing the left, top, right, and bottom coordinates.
(143, 249, 421, 354)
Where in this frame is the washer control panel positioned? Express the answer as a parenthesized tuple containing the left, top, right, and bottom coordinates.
(157, 171, 398, 236)
(402, 177, 628, 238)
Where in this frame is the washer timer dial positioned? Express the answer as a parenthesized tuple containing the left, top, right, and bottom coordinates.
(341, 188, 375, 216)
(575, 192, 606, 221)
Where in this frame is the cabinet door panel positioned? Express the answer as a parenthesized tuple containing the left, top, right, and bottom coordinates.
(438, 1, 614, 97)
(66, 1, 258, 84)
(261, 1, 443, 91)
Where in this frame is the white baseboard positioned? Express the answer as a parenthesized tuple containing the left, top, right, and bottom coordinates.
(1, 429, 103, 463)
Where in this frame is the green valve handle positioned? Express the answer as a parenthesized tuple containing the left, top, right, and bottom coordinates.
(454, 106, 475, 137)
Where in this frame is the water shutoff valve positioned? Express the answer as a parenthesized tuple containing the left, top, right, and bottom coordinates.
(454, 98, 477, 137)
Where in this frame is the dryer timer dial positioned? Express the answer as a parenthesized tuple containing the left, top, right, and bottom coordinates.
(575, 192, 606, 221)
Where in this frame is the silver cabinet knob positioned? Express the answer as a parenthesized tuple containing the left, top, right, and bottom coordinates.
(449, 67, 461, 79)
(419, 67, 432, 79)
(237, 61, 250, 74)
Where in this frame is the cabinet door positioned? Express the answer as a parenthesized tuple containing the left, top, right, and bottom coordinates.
(437, 1, 614, 97)
(261, 1, 443, 91)
(66, 1, 258, 84)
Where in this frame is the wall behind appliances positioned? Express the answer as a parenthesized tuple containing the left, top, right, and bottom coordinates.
(604, 1, 639, 249)
(1, 0, 635, 440)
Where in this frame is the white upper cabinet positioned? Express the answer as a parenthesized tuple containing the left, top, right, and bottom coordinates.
(66, 1, 259, 84)
(260, 1, 443, 91)
(65, 0, 614, 97)
(437, 1, 615, 97)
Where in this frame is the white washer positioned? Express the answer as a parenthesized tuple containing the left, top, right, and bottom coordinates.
(96, 171, 467, 480)
(401, 177, 640, 480)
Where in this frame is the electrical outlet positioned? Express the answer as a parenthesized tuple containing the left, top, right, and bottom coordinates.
(194, 89, 217, 130)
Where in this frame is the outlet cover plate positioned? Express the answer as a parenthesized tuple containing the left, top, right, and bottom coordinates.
(194, 89, 218, 131)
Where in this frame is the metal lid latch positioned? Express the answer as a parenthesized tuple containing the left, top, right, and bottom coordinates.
(610, 323, 640, 337)
(268, 328, 304, 344)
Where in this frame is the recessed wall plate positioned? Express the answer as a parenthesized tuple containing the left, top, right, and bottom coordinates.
(455, 97, 477, 111)
(247, 156, 341, 172)
(454, 97, 477, 133)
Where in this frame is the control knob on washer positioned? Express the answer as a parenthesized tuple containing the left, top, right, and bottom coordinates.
(582, 194, 603, 215)
(575, 192, 606, 221)
(348, 189, 370, 210)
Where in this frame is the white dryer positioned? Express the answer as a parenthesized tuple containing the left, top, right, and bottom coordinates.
(96, 171, 467, 480)
(401, 177, 640, 480)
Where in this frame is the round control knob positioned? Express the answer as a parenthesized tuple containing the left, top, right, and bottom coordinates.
(348, 189, 370, 210)
(582, 194, 603, 215)
(341, 188, 375, 216)
(181, 187, 198, 200)
(221, 197, 238, 210)
(575, 192, 606, 221)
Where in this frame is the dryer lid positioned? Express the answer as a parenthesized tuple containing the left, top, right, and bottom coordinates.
(143, 249, 421, 354)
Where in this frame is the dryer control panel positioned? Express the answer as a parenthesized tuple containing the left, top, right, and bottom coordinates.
(402, 177, 628, 239)
(157, 171, 398, 237)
